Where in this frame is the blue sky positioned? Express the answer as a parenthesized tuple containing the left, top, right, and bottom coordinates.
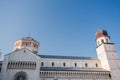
(0, 0, 120, 59)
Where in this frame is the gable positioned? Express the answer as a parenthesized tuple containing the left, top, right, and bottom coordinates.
(5, 48, 40, 61)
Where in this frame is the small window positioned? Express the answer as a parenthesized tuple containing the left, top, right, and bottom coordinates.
(52, 62, 54, 67)
(24, 50, 25, 53)
(106, 39, 108, 43)
(26, 43, 28, 46)
(101, 39, 104, 43)
(96, 63, 98, 67)
(109, 73, 111, 78)
(41, 62, 44, 67)
(75, 63, 77, 67)
(98, 41, 99, 45)
(85, 63, 88, 67)
(63, 62, 66, 67)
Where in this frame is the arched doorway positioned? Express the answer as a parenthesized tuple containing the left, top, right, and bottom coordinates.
(14, 71, 27, 80)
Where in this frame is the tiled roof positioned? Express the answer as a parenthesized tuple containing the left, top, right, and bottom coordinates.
(40, 67, 108, 72)
(39, 55, 97, 60)
(16, 37, 39, 44)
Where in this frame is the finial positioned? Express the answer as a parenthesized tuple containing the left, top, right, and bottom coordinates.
(28, 32, 31, 37)
(99, 27, 102, 30)
(98, 25, 102, 31)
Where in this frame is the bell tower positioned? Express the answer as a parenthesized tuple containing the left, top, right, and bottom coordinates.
(14, 37, 40, 54)
(96, 29, 120, 80)
(96, 29, 110, 46)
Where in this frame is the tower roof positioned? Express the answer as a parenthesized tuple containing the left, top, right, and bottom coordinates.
(19, 37, 39, 44)
(95, 29, 110, 39)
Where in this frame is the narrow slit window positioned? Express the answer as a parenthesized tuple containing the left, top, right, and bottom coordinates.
(52, 62, 54, 67)
(75, 63, 77, 67)
(63, 63, 66, 67)
(96, 63, 98, 67)
(41, 62, 44, 67)
(85, 63, 88, 67)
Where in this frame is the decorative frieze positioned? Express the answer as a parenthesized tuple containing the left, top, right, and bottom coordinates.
(7, 61, 36, 69)
(40, 71, 111, 79)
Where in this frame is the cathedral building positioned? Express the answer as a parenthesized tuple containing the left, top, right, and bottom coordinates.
(0, 29, 120, 80)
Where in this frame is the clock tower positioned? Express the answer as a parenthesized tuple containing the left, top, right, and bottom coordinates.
(96, 29, 120, 80)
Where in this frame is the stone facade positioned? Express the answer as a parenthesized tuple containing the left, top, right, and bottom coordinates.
(0, 49, 41, 80)
(0, 29, 119, 80)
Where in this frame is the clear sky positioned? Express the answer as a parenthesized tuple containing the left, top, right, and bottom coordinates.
(0, 0, 120, 59)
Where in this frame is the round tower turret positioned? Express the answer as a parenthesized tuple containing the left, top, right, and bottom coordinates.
(13, 37, 40, 54)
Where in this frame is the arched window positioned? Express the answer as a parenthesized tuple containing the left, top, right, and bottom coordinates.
(26, 43, 28, 46)
(34, 63, 36, 68)
(101, 39, 104, 43)
(63, 62, 66, 67)
(74, 63, 77, 67)
(13, 62, 16, 68)
(52, 62, 54, 67)
(85, 63, 88, 67)
(41, 62, 44, 67)
(15, 62, 17, 69)
(96, 63, 98, 67)
(109, 73, 111, 78)
(106, 39, 108, 43)
(7, 62, 10, 69)
(24, 50, 26, 53)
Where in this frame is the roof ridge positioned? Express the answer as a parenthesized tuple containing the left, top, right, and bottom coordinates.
(39, 55, 97, 60)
